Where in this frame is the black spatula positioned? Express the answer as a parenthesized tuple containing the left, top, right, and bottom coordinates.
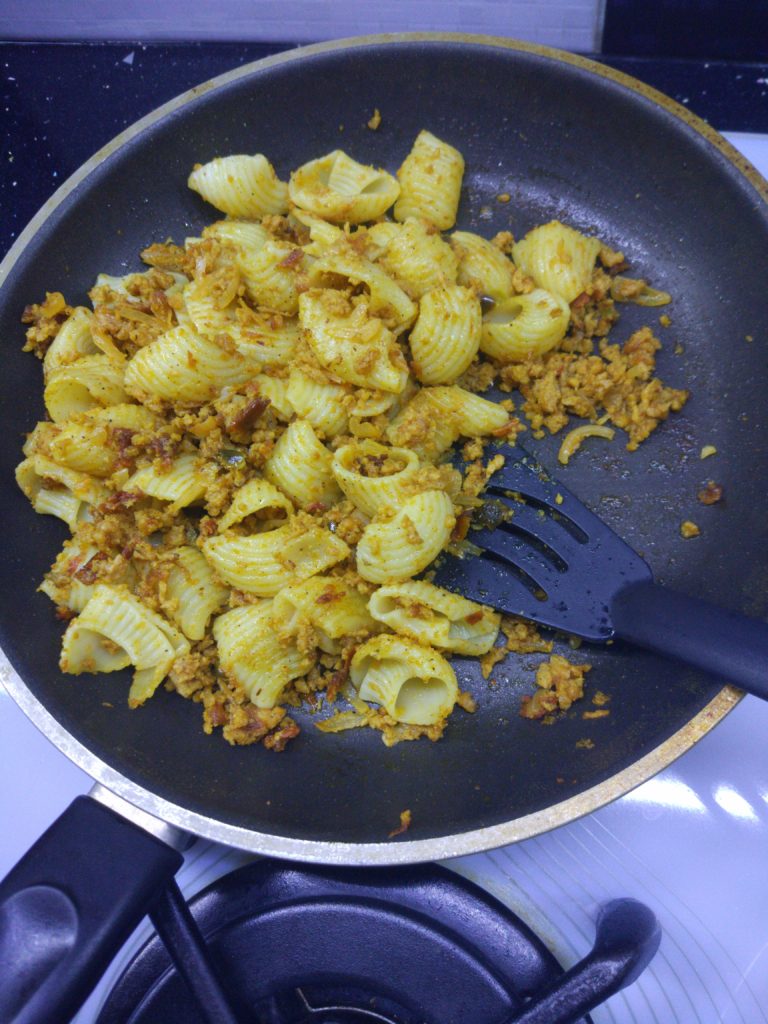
(432, 443, 768, 700)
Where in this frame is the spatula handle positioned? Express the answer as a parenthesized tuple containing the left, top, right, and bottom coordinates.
(611, 580, 768, 700)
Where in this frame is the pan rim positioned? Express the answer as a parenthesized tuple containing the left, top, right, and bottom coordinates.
(0, 31, 756, 864)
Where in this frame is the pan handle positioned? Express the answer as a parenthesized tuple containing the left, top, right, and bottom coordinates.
(0, 793, 183, 1024)
(503, 898, 660, 1024)
(612, 579, 768, 700)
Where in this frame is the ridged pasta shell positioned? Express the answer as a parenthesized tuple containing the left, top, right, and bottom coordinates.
(356, 489, 455, 583)
(188, 154, 289, 218)
(480, 288, 570, 362)
(289, 150, 400, 224)
(394, 130, 465, 230)
(350, 633, 458, 725)
(512, 220, 601, 303)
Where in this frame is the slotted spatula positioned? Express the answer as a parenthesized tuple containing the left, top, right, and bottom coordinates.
(432, 443, 768, 700)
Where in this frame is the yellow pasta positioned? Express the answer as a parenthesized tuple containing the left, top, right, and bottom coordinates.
(238, 238, 309, 313)
(214, 602, 312, 707)
(368, 581, 500, 655)
(47, 404, 158, 477)
(356, 490, 455, 583)
(512, 220, 601, 303)
(164, 546, 229, 641)
(124, 325, 251, 402)
(332, 440, 421, 518)
(127, 453, 206, 510)
(451, 231, 515, 300)
(202, 523, 349, 597)
(350, 634, 458, 725)
(299, 290, 408, 394)
(409, 285, 481, 384)
(286, 367, 349, 438)
(264, 419, 342, 508)
(308, 243, 417, 334)
(272, 576, 375, 653)
(188, 154, 289, 218)
(60, 584, 189, 707)
(16, 454, 108, 529)
(394, 130, 465, 230)
(480, 288, 571, 362)
(217, 478, 293, 533)
(289, 150, 400, 224)
(45, 354, 128, 424)
(43, 307, 98, 378)
(377, 217, 459, 299)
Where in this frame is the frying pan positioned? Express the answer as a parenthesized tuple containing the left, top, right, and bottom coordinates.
(1, 35, 767, 1004)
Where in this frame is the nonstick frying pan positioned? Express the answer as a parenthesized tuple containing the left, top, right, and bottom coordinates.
(1, 35, 767, 871)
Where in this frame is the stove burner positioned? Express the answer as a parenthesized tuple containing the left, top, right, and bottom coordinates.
(97, 860, 658, 1024)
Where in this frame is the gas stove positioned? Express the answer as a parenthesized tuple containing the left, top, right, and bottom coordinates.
(1, 48, 768, 1020)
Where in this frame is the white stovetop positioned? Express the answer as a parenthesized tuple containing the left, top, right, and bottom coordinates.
(2, 131, 768, 1024)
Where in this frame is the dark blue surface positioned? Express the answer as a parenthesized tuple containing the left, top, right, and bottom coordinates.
(1, 41, 768, 261)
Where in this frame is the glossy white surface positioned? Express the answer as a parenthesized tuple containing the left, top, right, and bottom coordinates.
(1, 130, 767, 1024)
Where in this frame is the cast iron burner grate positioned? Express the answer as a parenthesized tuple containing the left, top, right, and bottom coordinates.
(96, 859, 659, 1024)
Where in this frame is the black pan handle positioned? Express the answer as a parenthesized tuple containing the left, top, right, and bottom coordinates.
(0, 793, 183, 1024)
(504, 898, 661, 1024)
(611, 579, 768, 700)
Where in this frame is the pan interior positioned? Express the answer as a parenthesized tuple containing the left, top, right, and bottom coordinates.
(1, 39, 766, 849)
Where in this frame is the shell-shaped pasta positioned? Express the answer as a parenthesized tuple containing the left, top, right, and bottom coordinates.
(385, 389, 460, 462)
(165, 546, 229, 641)
(512, 221, 601, 303)
(356, 489, 455, 583)
(40, 537, 136, 613)
(272, 576, 375, 654)
(217, 478, 293, 532)
(43, 307, 98, 378)
(368, 580, 500, 655)
(239, 238, 309, 313)
(451, 231, 515, 300)
(377, 217, 459, 299)
(60, 584, 189, 707)
(289, 150, 400, 224)
(350, 634, 458, 725)
(16, 454, 108, 529)
(44, 354, 128, 424)
(202, 523, 350, 596)
(213, 602, 312, 707)
(292, 208, 345, 256)
(332, 441, 421, 518)
(480, 288, 570, 362)
(251, 374, 294, 420)
(394, 130, 465, 230)
(235, 314, 299, 369)
(48, 403, 158, 477)
(409, 285, 481, 385)
(299, 291, 408, 393)
(181, 276, 239, 341)
(287, 367, 349, 438)
(202, 219, 270, 255)
(386, 386, 507, 461)
(308, 245, 417, 334)
(348, 389, 400, 418)
(264, 419, 342, 508)
(127, 453, 206, 509)
(188, 154, 289, 218)
(426, 386, 510, 436)
(124, 325, 250, 403)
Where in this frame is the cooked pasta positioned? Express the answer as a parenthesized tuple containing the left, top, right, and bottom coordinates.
(17, 126, 687, 752)
(512, 220, 601, 303)
(188, 154, 289, 218)
(350, 634, 458, 726)
(480, 288, 571, 362)
(394, 130, 465, 230)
